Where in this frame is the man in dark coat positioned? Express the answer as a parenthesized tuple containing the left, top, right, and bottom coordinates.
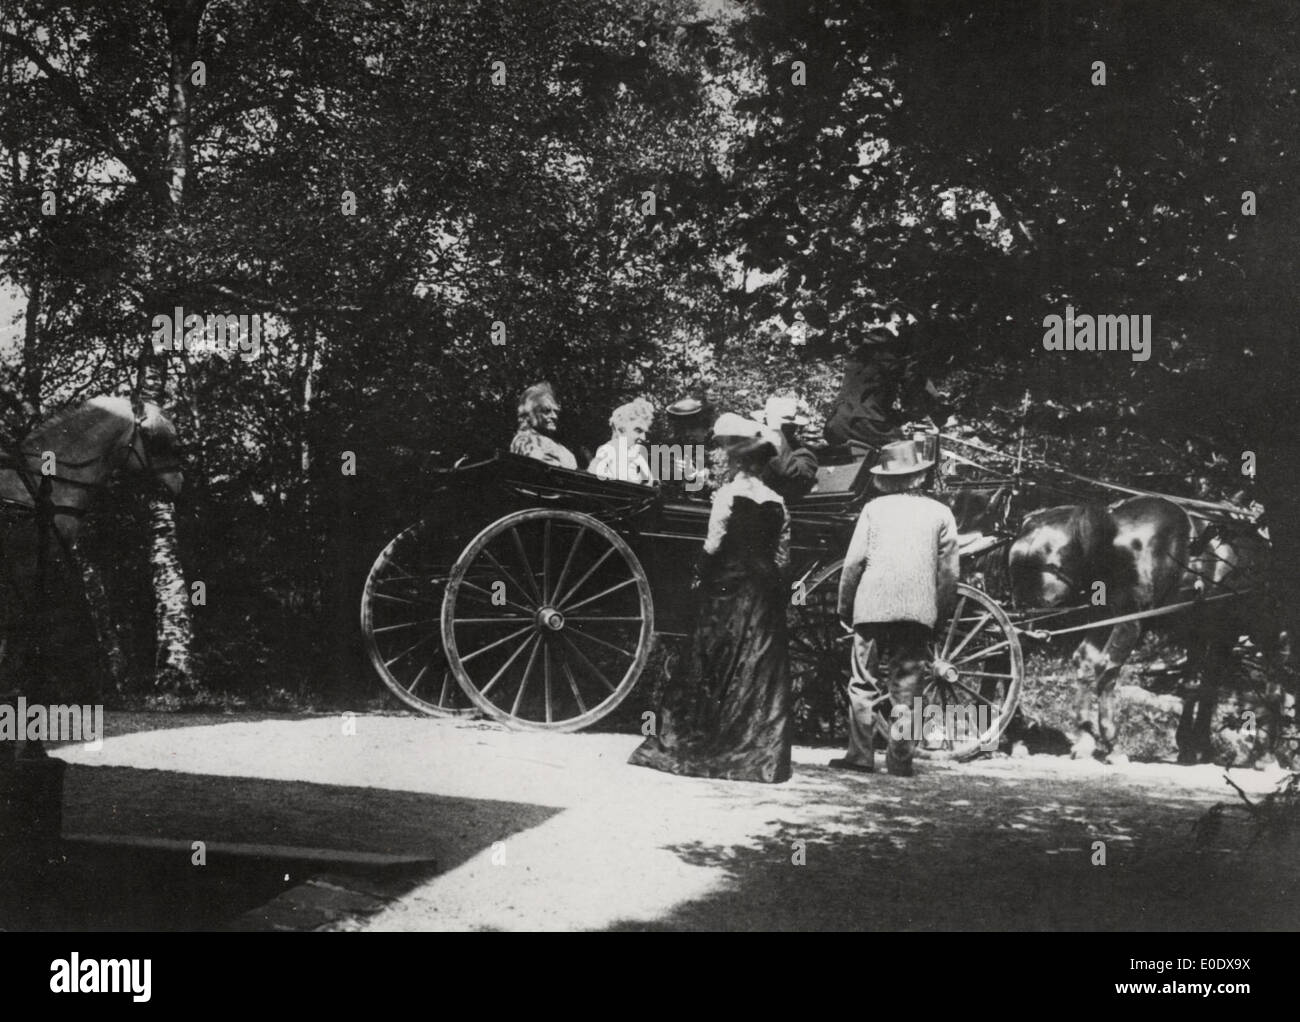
(658, 396, 712, 495)
(754, 396, 818, 501)
(823, 327, 952, 451)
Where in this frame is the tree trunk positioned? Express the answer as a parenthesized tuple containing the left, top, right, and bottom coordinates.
(143, 0, 207, 694)
(148, 496, 192, 687)
(78, 552, 128, 694)
(21, 269, 42, 423)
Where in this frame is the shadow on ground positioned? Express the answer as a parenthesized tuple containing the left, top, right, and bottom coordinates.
(603, 763, 1300, 931)
(1, 763, 561, 931)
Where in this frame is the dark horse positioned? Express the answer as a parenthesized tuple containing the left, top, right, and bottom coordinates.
(1008, 495, 1276, 764)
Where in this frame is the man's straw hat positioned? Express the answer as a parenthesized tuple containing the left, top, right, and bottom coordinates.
(870, 439, 934, 476)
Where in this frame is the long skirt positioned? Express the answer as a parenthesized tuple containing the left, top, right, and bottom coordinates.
(629, 568, 792, 783)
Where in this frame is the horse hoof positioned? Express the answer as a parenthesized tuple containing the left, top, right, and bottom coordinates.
(1010, 741, 1029, 759)
(1176, 750, 1200, 766)
(1103, 751, 1129, 766)
(1252, 753, 1279, 772)
(1070, 735, 1097, 761)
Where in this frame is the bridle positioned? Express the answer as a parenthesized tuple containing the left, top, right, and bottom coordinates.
(0, 407, 180, 526)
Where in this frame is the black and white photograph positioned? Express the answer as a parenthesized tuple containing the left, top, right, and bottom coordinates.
(0, 0, 1296, 965)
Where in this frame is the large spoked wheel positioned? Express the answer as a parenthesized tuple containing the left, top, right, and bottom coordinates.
(362, 521, 476, 716)
(442, 509, 654, 731)
(861, 582, 1024, 760)
(787, 560, 851, 742)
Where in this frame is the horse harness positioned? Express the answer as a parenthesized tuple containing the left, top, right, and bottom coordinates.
(0, 407, 167, 565)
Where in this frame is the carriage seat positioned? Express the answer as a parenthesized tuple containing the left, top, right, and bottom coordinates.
(805, 443, 872, 497)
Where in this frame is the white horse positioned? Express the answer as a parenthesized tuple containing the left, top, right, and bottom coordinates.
(0, 396, 184, 711)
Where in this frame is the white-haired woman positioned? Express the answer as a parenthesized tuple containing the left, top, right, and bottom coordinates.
(510, 382, 577, 469)
(589, 398, 655, 485)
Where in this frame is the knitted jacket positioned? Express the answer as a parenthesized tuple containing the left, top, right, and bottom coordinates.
(837, 492, 960, 628)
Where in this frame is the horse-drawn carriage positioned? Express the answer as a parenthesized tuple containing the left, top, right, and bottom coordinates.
(360, 441, 1027, 760)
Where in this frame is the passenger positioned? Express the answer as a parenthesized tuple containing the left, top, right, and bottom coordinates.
(753, 395, 818, 501)
(824, 324, 952, 454)
(510, 382, 577, 469)
(660, 396, 712, 493)
(589, 398, 655, 485)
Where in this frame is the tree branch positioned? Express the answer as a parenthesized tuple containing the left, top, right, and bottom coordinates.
(0, 28, 162, 200)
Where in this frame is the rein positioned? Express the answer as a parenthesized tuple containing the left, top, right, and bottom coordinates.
(0, 408, 175, 541)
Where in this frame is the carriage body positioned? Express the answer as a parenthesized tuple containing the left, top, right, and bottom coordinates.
(414, 452, 858, 624)
(361, 447, 1027, 758)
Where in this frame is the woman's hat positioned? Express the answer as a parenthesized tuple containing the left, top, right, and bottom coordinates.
(713, 412, 764, 439)
(870, 439, 934, 475)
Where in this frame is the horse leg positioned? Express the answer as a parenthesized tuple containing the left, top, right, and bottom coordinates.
(1192, 643, 1226, 764)
(1093, 621, 1141, 763)
(1070, 632, 1108, 759)
(1176, 635, 1207, 764)
(1248, 624, 1288, 769)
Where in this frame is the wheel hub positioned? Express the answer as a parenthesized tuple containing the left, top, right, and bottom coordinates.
(536, 606, 565, 631)
(932, 659, 959, 684)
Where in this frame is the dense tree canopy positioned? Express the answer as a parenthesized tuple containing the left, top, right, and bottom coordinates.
(1, 0, 1296, 703)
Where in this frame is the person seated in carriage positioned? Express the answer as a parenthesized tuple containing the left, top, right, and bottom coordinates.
(713, 399, 818, 501)
(657, 396, 712, 494)
(752, 395, 819, 501)
(589, 398, 656, 485)
(823, 323, 954, 456)
(510, 382, 578, 469)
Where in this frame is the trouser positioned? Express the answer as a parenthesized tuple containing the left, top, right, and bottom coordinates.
(845, 621, 933, 772)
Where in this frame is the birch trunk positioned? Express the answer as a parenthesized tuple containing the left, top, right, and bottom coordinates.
(146, 0, 206, 693)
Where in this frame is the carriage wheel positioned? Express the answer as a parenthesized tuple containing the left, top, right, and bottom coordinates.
(442, 509, 654, 731)
(787, 560, 851, 742)
(361, 522, 476, 716)
(859, 582, 1024, 761)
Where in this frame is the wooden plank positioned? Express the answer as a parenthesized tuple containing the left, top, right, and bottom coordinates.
(63, 832, 437, 868)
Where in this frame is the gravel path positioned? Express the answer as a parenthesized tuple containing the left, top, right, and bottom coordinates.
(52, 714, 1300, 931)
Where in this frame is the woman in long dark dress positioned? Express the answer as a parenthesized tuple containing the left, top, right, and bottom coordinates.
(629, 433, 794, 783)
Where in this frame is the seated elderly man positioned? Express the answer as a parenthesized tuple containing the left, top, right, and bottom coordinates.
(589, 398, 656, 484)
(510, 381, 577, 469)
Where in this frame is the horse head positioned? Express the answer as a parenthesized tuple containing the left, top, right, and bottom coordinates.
(124, 400, 185, 497)
(16, 396, 185, 499)
(1008, 503, 1116, 608)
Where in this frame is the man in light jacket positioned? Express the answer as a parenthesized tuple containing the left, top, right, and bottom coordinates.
(831, 440, 959, 776)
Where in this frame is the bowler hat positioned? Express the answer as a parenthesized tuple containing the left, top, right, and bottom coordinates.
(870, 439, 934, 476)
(667, 397, 705, 418)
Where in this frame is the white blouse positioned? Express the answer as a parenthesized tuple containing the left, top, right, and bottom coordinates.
(589, 439, 655, 485)
(703, 474, 791, 569)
